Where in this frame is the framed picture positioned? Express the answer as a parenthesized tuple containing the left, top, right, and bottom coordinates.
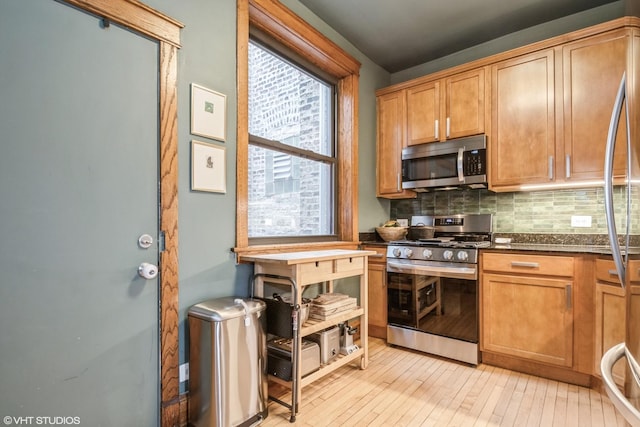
(190, 83, 226, 141)
(191, 140, 226, 193)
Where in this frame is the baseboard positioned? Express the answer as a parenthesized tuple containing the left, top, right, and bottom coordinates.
(481, 351, 592, 388)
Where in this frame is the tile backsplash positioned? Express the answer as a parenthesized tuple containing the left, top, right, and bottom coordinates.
(390, 186, 639, 234)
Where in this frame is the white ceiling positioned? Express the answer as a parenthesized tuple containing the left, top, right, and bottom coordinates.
(298, 0, 619, 72)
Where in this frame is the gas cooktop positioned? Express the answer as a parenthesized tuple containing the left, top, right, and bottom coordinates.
(389, 239, 491, 249)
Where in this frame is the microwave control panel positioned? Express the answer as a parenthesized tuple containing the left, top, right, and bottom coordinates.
(463, 149, 486, 175)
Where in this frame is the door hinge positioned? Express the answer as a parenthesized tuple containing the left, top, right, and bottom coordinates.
(158, 230, 166, 253)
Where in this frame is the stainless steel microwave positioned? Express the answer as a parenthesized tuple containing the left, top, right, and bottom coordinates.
(401, 134, 487, 191)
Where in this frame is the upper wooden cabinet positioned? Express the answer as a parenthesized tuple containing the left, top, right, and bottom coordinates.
(406, 68, 486, 145)
(377, 18, 640, 194)
(376, 90, 416, 199)
(490, 49, 556, 189)
(490, 28, 634, 191)
(376, 68, 485, 198)
(445, 68, 487, 140)
(562, 29, 630, 182)
(406, 81, 440, 144)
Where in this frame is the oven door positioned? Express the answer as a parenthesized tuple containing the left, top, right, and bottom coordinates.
(387, 260, 478, 343)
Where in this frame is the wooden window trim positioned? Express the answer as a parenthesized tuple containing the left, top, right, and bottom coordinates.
(235, 0, 362, 257)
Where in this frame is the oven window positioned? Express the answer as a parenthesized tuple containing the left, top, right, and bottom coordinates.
(387, 273, 478, 343)
(403, 154, 458, 181)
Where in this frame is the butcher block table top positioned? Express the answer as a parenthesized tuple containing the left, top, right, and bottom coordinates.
(241, 249, 377, 265)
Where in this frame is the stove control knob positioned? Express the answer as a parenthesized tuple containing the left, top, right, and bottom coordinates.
(404, 248, 414, 258)
(392, 248, 402, 258)
(422, 249, 433, 259)
(443, 250, 454, 260)
(457, 251, 469, 261)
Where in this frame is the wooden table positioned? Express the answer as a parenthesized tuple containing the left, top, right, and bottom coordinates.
(242, 249, 376, 420)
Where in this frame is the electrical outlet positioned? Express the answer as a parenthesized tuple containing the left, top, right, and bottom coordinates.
(571, 215, 592, 228)
(179, 363, 189, 382)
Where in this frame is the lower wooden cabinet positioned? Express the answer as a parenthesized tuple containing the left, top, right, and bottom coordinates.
(363, 245, 387, 339)
(594, 258, 626, 387)
(480, 252, 590, 386)
(482, 272, 574, 367)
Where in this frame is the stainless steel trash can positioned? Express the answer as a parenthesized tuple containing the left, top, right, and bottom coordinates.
(188, 297, 268, 427)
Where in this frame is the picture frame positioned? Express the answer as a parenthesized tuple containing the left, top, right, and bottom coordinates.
(190, 83, 226, 141)
(191, 140, 226, 193)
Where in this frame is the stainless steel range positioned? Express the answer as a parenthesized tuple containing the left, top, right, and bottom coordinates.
(386, 214, 492, 365)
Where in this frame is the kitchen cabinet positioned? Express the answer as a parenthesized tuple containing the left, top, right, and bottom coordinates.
(376, 68, 485, 198)
(406, 68, 486, 145)
(489, 49, 556, 190)
(362, 245, 387, 339)
(594, 258, 626, 387)
(481, 253, 574, 367)
(376, 19, 639, 194)
(243, 249, 375, 418)
(562, 29, 630, 182)
(376, 90, 415, 199)
(490, 28, 633, 191)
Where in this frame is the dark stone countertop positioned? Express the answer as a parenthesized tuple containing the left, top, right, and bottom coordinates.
(359, 232, 640, 255)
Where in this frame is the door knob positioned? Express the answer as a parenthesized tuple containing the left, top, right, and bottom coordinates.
(138, 262, 158, 279)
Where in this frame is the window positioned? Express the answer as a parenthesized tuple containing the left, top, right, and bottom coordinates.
(235, 0, 361, 253)
(248, 41, 336, 241)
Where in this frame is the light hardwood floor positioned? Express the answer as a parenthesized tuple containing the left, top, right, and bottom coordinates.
(262, 338, 629, 426)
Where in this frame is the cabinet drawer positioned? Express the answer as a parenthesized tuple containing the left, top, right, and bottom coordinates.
(299, 260, 333, 281)
(596, 259, 622, 284)
(335, 256, 364, 273)
(597, 259, 640, 283)
(482, 253, 573, 277)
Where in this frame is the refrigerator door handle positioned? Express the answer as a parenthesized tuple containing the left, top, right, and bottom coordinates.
(602, 343, 640, 427)
(604, 73, 627, 286)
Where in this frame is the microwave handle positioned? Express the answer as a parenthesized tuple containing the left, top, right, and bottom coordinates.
(457, 147, 464, 182)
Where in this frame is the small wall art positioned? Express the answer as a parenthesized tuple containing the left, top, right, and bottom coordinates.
(191, 140, 226, 193)
(190, 83, 226, 141)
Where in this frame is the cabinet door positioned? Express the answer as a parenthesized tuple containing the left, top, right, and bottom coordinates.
(407, 81, 441, 145)
(563, 29, 629, 182)
(445, 68, 485, 139)
(367, 261, 387, 339)
(490, 49, 556, 190)
(594, 282, 625, 386)
(377, 91, 414, 198)
(482, 273, 573, 367)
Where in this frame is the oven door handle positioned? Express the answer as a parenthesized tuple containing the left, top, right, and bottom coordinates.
(387, 260, 477, 280)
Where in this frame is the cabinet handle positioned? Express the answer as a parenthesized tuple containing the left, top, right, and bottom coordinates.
(566, 284, 572, 310)
(397, 173, 401, 191)
(369, 254, 384, 259)
(608, 269, 618, 276)
(549, 156, 554, 180)
(566, 155, 571, 179)
(510, 261, 539, 268)
(435, 119, 439, 140)
(446, 117, 451, 138)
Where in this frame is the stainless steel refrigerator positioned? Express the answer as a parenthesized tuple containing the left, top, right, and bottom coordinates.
(601, 72, 640, 427)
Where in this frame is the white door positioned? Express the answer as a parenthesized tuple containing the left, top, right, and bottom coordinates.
(0, 1, 160, 425)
